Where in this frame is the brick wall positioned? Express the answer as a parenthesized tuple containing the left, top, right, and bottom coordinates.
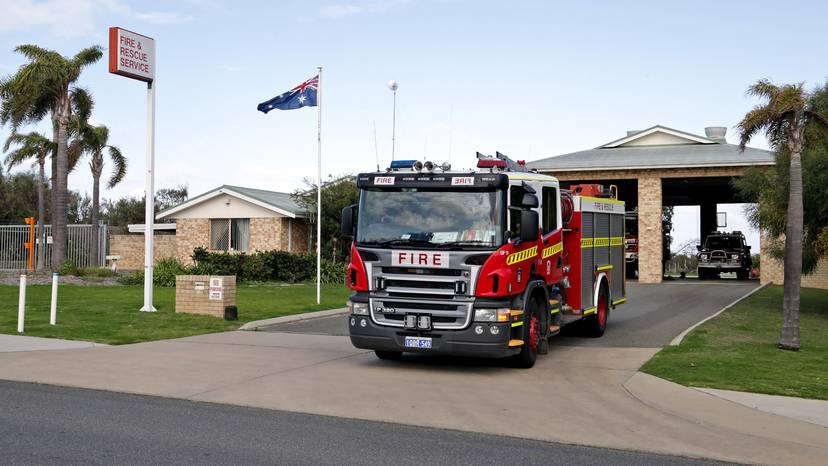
(760, 234, 828, 290)
(637, 176, 663, 283)
(290, 219, 309, 252)
(113, 217, 314, 269)
(109, 234, 176, 270)
(249, 217, 283, 252)
(176, 218, 210, 265)
(175, 275, 236, 317)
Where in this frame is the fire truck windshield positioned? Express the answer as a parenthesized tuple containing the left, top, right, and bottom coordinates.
(356, 188, 504, 248)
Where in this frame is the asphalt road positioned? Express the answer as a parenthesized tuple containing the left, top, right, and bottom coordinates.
(0, 381, 729, 466)
(262, 280, 759, 348)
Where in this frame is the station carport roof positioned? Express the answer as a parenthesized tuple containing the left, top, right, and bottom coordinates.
(527, 125, 775, 172)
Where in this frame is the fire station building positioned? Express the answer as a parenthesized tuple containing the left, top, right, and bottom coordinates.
(528, 124, 828, 289)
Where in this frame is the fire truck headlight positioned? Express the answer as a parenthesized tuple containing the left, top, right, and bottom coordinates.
(348, 301, 369, 315)
(474, 308, 510, 322)
(731, 254, 739, 260)
(700, 254, 709, 262)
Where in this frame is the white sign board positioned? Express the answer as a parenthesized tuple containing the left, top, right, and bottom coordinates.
(108, 27, 155, 82)
(208, 277, 223, 301)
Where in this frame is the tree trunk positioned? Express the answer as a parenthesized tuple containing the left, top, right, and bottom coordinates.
(36, 158, 47, 271)
(50, 121, 58, 269)
(779, 137, 804, 351)
(51, 94, 71, 271)
(90, 152, 102, 268)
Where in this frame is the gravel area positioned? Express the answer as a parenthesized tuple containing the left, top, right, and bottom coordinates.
(0, 272, 122, 286)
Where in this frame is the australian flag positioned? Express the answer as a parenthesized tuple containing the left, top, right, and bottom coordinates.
(257, 75, 319, 113)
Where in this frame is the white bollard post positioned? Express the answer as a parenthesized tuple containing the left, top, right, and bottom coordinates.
(50, 273, 59, 326)
(17, 274, 26, 333)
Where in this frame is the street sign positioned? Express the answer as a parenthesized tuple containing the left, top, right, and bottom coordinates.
(109, 25, 157, 312)
(108, 27, 155, 82)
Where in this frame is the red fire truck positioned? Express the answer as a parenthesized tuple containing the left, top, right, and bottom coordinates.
(341, 153, 626, 368)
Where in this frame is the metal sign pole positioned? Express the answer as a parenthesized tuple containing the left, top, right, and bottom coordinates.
(141, 80, 157, 312)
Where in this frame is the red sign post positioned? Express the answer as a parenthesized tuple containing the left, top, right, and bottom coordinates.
(109, 26, 157, 312)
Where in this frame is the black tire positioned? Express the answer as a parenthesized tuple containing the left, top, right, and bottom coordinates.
(512, 299, 540, 369)
(585, 283, 609, 338)
(374, 350, 402, 360)
(698, 269, 712, 280)
(736, 269, 750, 280)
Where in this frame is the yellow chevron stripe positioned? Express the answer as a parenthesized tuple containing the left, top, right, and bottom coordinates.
(511, 321, 524, 327)
(506, 246, 537, 265)
(542, 242, 563, 259)
(610, 236, 624, 246)
(596, 264, 613, 271)
(583, 307, 597, 315)
(594, 237, 610, 247)
(580, 238, 593, 248)
(612, 298, 627, 305)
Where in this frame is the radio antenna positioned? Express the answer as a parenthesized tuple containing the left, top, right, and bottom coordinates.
(373, 120, 380, 170)
(448, 104, 454, 164)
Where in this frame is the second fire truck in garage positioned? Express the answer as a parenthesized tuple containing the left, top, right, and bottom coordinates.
(342, 153, 626, 367)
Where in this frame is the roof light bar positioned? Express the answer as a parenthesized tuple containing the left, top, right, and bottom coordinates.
(389, 159, 420, 170)
(477, 158, 507, 169)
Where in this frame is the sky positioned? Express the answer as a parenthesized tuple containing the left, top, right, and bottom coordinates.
(0, 0, 826, 251)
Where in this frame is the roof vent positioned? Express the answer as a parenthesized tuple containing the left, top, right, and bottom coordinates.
(704, 127, 727, 143)
(626, 130, 641, 137)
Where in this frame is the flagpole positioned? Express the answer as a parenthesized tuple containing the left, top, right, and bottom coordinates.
(316, 66, 322, 305)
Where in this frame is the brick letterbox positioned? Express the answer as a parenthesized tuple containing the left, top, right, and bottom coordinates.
(175, 275, 236, 317)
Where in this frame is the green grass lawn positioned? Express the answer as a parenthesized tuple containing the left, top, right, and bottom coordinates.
(0, 283, 352, 345)
(642, 286, 828, 400)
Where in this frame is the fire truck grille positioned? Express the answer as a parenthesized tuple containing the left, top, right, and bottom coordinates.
(370, 265, 474, 329)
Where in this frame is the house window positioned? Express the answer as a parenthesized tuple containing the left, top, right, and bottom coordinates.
(210, 218, 250, 252)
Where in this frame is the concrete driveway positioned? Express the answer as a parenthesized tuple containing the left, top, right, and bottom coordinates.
(0, 280, 825, 465)
(259, 281, 758, 348)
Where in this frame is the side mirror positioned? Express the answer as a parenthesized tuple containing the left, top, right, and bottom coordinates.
(341, 204, 356, 237)
(520, 210, 539, 243)
(521, 193, 539, 209)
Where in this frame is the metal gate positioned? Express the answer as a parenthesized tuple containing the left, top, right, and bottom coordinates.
(0, 224, 108, 271)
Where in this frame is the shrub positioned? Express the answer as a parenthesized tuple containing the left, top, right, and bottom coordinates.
(154, 257, 187, 287)
(58, 261, 79, 276)
(118, 271, 144, 286)
(318, 259, 347, 285)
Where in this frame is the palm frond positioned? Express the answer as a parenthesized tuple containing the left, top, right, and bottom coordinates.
(70, 86, 94, 122)
(72, 46, 103, 68)
(805, 109, 828, 130)
(746, 79, 779, 99)
(106, 145, 127, 188)
(14, 44, 61, 63)
(737, 105, 775, 150)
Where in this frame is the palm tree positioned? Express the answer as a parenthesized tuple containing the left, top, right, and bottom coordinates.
(74, 124, 126, 266)
(0, 44, 103, 270)
(3, 132, 54, 270)
(738, 79, 828, 351)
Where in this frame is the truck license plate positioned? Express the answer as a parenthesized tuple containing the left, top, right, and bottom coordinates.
(404, 336, 432, 349)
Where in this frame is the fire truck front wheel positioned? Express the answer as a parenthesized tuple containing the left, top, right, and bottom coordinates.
(586, 284, 609, 338)
(512, 298, 541, 369)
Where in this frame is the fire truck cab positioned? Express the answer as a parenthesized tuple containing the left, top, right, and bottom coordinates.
(341, 153, 626, 368)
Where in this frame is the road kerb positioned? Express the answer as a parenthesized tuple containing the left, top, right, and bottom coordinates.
(239, 308, 349, 331)
(668, 282, 768, 346)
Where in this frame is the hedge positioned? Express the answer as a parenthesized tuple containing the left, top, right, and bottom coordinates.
(119, 248, 348, 287)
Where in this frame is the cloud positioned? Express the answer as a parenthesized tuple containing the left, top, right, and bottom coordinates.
(319, 0, 410, 18)
(0, 0, 193, 37)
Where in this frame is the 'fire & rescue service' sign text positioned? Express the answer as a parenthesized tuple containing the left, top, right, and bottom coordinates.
(108, 27, 155, 82)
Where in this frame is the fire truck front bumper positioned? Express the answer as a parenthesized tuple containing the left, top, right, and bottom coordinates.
(348, 315, 519, 359)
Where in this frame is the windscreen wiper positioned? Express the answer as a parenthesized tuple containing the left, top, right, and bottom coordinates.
(435, 240, 494, 249)
(361, 238, 432, 247)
